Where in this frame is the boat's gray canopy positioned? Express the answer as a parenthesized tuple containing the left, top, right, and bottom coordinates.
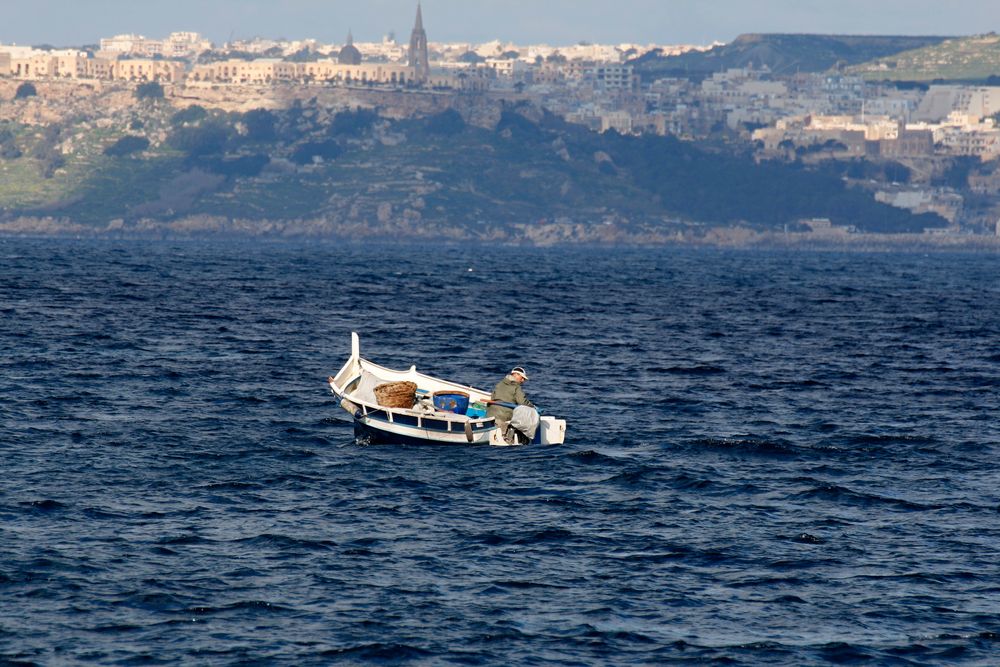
(352, 369, 393, 405)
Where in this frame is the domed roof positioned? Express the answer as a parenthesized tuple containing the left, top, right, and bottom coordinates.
(338, 31, 362, 65)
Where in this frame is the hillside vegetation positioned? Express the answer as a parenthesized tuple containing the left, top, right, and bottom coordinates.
(633, 34, 951, 81)
(0, 98, 944, 240)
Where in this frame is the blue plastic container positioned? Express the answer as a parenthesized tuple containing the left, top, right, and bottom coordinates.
(433, 391, 470, 414)
(466, 402, 488, 418)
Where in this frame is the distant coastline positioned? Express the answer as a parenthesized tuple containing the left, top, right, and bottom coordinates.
(3, 214, 999, 252)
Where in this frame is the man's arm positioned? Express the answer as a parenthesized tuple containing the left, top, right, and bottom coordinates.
(514, 385, 534, 408)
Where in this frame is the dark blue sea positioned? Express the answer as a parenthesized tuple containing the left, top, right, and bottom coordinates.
(1, 238, 998, 665)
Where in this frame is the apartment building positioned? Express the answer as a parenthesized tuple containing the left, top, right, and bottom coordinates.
(113, 59, 186, 83)
(99, 32, 211, 58)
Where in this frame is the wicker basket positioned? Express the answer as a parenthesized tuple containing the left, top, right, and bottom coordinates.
(374, 381, 417, 409)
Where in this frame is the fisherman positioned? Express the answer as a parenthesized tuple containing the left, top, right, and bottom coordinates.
(488, 366, 535, 444)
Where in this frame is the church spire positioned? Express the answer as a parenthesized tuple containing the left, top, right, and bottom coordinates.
(408, 2, 429, 82)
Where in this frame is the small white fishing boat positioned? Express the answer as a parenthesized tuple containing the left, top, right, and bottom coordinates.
(327, 333, 567, 446)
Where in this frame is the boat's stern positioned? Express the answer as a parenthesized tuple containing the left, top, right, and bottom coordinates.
(488, 416, 567, 447)
(539, 416, 567, 445)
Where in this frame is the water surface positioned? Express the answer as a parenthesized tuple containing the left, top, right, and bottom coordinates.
(1, 239, 998, 664)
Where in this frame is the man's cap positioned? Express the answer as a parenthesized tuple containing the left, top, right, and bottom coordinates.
(511, 366, 529, 380)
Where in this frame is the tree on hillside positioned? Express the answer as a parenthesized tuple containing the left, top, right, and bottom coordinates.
(193, 153, 270, 177)
(14, 82, 37, 100)
(170, 105, 208, 126)
(423, 109, 466, 136)
(934, 156, 979, 189)
(31, 124, 65, 178)
(495, 110, 548, 143)
(242, 109, 278, 142)
(291, 139, 343, 165)
(167, 120, 231, 156)
(135, 82, 164, 100)
(329, 108, 378, 137)
(0, 127, 22, 159)
(104, 135, 150, 157)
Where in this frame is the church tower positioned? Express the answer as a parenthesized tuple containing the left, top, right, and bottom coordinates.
(407, 3, 430, 82)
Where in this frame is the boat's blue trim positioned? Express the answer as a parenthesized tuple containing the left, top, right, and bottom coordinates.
(363, 411, 494, 433)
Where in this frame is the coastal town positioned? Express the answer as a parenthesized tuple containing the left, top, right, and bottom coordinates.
(2, 4, 1000, 240)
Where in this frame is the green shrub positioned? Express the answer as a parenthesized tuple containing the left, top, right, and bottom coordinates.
(104, 135, 150, 157)
(135, 82, 164, 100)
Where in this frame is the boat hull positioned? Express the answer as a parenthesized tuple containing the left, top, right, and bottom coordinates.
(351, 413, 565, 447)
(354, 420, 492, 446)
(351, 409, 496, 446)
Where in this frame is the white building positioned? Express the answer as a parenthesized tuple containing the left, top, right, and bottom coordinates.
(914, 85, 1000, 122)
(99, 32, 211, 58)
(0, 44, 43, 59)
(601, 111, 633, 133)
(484, 58, 530, 78)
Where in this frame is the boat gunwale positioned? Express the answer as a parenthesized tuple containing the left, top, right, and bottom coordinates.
(330, 356, 497, 428)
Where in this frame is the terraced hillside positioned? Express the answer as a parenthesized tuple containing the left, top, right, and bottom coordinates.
(850, 33, 1000, 82)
